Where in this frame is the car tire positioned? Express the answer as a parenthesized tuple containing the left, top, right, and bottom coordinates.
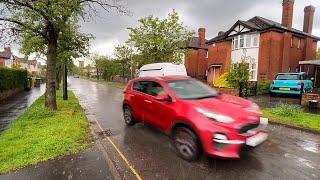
(172, 127, 201, 161)
(123, 105, 135, 126)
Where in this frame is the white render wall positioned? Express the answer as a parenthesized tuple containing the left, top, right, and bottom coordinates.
(231, 33, 260, 81)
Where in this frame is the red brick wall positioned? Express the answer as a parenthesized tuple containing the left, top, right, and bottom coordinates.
(185, 49, 207, 80)
(0, 58, 4, 67)
(258, 31, 284, 80)
(207, 41, 232, 72)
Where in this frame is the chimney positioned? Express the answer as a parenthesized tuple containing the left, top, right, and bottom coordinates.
(198, 28, 206, 46)
(282, 0, 295, 29)
(303, 5, 315, 35)
(4, 47, 11, 53)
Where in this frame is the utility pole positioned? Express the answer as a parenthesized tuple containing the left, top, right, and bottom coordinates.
(63, 64, 68, 100)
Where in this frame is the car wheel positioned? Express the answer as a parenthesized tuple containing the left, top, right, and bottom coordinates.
(172, 127, 200, 161)
(123, 105, 135, 126)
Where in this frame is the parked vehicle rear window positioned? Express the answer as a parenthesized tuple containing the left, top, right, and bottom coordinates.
(167, 79, 218, 100)
(276, 74, 299, 80)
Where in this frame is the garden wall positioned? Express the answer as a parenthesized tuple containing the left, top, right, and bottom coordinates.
(214, 87, 239, 96)
(302, 93, 320, 108)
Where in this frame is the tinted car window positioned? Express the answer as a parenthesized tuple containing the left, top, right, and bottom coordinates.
(132, 81, 164, 96)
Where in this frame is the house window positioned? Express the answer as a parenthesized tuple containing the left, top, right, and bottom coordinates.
(239, 35, 245, 48)
(298, 39, 301, 49)
(253, 35, 259, 47)
(290, 38, 293, 48)
(249, 63, 257, 80)
(234, 36, 239, 49)
(205, 51, 208, 58)
(245, 35, 251, 47)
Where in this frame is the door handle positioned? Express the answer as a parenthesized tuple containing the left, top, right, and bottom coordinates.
(144, 100, 152, 104)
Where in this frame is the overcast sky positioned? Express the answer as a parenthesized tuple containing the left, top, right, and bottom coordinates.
(77, 0, 320, 57)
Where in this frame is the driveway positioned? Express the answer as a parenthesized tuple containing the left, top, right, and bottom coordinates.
(68, 78, 320, 180)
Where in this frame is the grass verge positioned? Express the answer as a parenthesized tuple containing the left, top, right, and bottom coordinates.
(262, 104, 320, 131)
(0, 90, 90, 173)
(87, 78, 126, 89)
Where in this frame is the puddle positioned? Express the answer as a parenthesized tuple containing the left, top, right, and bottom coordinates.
(298, 139, 320, 153)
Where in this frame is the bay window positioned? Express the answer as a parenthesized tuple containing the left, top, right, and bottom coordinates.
(232, 33, 259, 50)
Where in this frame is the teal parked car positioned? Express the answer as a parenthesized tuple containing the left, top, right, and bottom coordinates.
(269, 72, 313, 95)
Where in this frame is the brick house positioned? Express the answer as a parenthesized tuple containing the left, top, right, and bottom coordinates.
(185, 0, 319, 86)
(0, 47, 15, 68)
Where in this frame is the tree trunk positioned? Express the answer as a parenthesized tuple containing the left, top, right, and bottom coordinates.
(63, 64, 68, 100)
(45, 29, 58, 110)
(96, 68, 99, 80)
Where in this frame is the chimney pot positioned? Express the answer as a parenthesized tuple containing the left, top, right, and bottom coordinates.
(198, 28, 206, 46)
(303, 5, 315, 35)
(282, 0, 295, 29)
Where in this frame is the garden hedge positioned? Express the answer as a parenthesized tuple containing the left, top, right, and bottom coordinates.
(0, 67, 27, 93)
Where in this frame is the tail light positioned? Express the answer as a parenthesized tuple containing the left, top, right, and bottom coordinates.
(297, 81, 302, 85)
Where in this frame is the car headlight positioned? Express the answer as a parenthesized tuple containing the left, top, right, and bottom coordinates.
(195, 107, 234, 123)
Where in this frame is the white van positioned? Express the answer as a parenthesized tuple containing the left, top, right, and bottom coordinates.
(138, 63, 187, 77)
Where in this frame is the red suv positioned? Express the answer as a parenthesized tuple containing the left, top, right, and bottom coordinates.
(122, 76, 268, 161)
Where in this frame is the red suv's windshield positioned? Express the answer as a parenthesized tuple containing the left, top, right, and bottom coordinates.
(167, 79, 218, 100)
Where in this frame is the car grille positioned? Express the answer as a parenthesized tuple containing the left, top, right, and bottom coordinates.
(238, 121, 260, 134)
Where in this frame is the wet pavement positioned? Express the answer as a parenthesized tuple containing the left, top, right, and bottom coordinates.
(0, 84, 46, 134)
(68, 78, 320, 180)
(2, 78, 320, 180)
(0, 145, 114, 180)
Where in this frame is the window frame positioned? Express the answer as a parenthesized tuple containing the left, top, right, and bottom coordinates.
(132, 80, 166, 97)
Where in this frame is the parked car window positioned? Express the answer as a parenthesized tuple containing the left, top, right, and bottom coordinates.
(167, 79, 218, 100)
(132, 81, 148, 93)
(276, 74, 299, 80)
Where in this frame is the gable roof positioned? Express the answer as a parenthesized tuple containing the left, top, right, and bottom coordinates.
(185, 37, 208, 49)
(0, 51, 12, 59)
(207, 16, 320, 44)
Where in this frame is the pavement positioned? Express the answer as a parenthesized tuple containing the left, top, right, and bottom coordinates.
(1, 78, 320, 180)
(0, 84, 46, 134)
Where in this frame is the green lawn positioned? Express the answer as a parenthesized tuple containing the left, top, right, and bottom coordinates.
(0, 91, 90, 173)
(263, 104, 320, 131)
(88, 78, 127, 89)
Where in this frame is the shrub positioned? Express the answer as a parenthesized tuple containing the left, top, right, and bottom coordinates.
(0, 68, 28, 92)
(257, 80, 271, 95)
(214, 73, 233, 88)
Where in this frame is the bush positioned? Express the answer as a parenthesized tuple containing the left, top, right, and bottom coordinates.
(257, 80, 271, 95)
(0, 68, 28, 92)
(214, 73, 233, 88)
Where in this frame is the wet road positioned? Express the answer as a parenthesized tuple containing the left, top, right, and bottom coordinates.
(67, 78, 320, 180)
(0, 84, 45, 134)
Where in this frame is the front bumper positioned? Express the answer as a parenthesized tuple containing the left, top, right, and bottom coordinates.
(201, 118, 268, 158)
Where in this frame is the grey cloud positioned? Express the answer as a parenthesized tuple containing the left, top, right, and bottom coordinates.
(79, 0, 320, 55)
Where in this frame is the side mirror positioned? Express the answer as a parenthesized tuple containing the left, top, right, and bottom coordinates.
(310, 77, 315, 81)
(155, 93, 171, 102)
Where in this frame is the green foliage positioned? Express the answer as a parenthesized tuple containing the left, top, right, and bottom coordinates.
(0, 90, 90, 173)
(227, 59, 249, 88)
(317, 48, 320, 60)
(256, 80, 271, 95)
(263, 104, 320, 131)
(114, 44, 134, 78)
(214, 73, 233, 88)
(0, 68, 27, 92)
(128, 10, 194, 64)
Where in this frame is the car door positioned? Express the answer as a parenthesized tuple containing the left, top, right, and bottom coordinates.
(131, 81, 149, 120)
(143, 81, 176, 131)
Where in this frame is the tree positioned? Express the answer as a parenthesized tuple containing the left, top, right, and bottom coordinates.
(227, 50, 252, 97)
(114, 44, 134, 80)
(128, 10, 194, 65)
(0, 0, 126, 110)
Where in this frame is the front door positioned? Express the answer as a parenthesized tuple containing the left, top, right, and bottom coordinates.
(207, 66, 222, 86)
